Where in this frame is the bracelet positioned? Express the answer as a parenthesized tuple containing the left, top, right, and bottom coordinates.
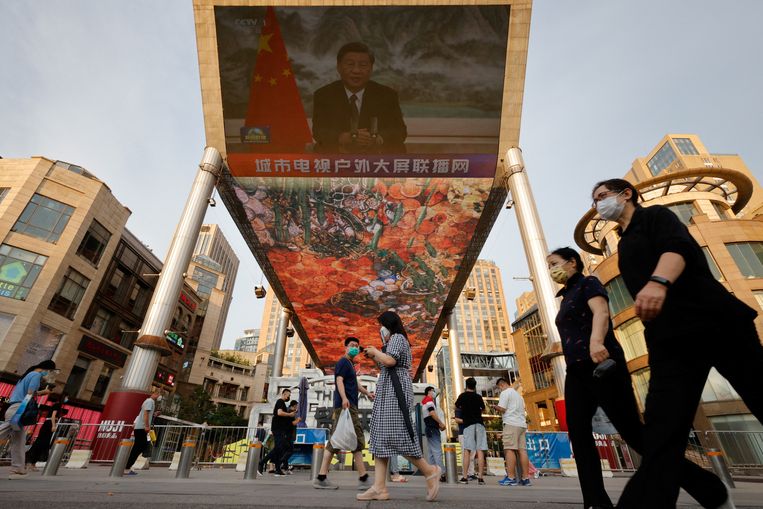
(649, 275, 671, 288)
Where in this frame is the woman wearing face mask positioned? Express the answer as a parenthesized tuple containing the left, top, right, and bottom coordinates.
(0, 359, 55, 478)
(548, 247, 730, 509)
(359, 310, 442, 501)
(591, 179, 762, 509)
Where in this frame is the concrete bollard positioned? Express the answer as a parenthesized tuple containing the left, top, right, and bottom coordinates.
(444, 444, 458, 485)
(110, 439, 134, 477)
(175, 440, 196, 479)
(244, 442, 262, 480)
(707, 448, 736, 489)
(42, 438, 70, 477)
(311, 443, 325, 481)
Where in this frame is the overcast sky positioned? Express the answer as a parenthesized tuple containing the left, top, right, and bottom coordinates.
(2, 1, 761, 350)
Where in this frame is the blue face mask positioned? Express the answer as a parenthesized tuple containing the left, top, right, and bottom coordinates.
(348, 347, 360, 358)
(40, 371, 49, 377)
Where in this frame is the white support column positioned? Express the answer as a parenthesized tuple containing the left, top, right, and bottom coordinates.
(272, 307, 291, 378)
(446, 312, 464, 405)
(120, 147, 223, 391)
(504, 147, 567, 395)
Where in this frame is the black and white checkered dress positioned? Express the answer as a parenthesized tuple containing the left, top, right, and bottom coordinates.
(369, 333, 422, 458)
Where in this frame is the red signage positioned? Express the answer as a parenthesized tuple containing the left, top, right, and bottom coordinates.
(78, 336, 127, 367)
(179, 291, 197, 312)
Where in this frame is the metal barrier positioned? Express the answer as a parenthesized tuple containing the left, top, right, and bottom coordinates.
(311, 443, 324, 480)
(244, 442, 262, 480)
(443, 443, 458, 484)
(3, 423, 760, 478)
(42, 438, 70, 476)
(176, 439, 197, 479)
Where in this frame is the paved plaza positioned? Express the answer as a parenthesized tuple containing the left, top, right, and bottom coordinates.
(1, 468, 762, 508)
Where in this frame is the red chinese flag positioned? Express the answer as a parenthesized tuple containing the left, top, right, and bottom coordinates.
(244, 7, 312, 153)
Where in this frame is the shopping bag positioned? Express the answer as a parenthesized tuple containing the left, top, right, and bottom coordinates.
(149, 429, 157, 444)
(9, 394, 39, 430)
(329, 409, 357, 451)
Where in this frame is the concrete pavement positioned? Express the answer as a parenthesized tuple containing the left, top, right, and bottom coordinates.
(1, 467, 762, 508)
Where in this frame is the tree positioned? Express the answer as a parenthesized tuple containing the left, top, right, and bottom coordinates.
(177, 387, 247, 426)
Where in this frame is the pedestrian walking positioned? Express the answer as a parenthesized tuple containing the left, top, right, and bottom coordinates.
(124, 389, 162, 475)
(278, 400, 300, 473)
(358, 311, 442, 501)
(549, 246, 732, 508)
(258, 388, 296, 476)
(590, 178, 763, 508)
(26, 394, 69, 470)
(494, 377, 531, 486)
(313, 337, 374, 490)
(455, 377, 487, 485)
(0, 360, 55, 479)
(453, 408, 477, 479)
(421, 386, 447, 482)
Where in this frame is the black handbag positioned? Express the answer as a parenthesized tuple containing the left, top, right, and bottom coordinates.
(19, 397, 40, 426)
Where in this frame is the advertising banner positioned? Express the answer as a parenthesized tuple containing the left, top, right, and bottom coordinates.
(526, 432, 573, 470)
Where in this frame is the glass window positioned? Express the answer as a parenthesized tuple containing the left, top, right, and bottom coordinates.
(119, 246, 139, 271)
(711, 201, 729, 221)
(702, 247, 724, 282)
(105, 266, 128, 300)
(605, 276, 635, 316)
(0, 187, 9, 204)
(631, 368, 651, 413)
(665, 202, 695, 226)
(192, 266, 219, 296)
(673, 138, 700, 155)
(702, 368, 740, 403)
(48, 267, 90, 319)
(709, 415, 763, 466)
(726, 242, 763, 278)
(614, 318, 648, 361)
(753, 291, 763, 311)
(77, 220, 111, 265)
(92, 365, 115, 402)
(89, 307, 113, 337)
(64, 356, 91, 397)
(11, 193, 75, 243)
(0, 244, 48, 301)
(647, 142, 677, 176)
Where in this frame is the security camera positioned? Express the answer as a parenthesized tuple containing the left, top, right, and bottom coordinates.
(208, 197, 216, 207)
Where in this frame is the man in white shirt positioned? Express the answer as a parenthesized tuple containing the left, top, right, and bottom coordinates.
(125, 389, 162, 475)
(495, 378, 531, 486)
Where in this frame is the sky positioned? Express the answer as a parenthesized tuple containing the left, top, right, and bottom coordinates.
(1, 1, 762, 351)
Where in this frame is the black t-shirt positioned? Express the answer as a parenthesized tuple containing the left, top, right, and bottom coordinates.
(618, 205, 756, 339)
(555, 272, 624, 365)
(454, 391, 485, 427)
(271, 399, 290, 432)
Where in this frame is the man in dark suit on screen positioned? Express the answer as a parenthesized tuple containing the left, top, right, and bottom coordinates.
(312, 42, 407, 154)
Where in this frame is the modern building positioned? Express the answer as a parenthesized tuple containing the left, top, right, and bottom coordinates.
(573, 134, 763, 449)
(181, 348, 267, 418)
(233, 328, 260, 353)
(255, 289, 313, 377)
(192, 224, 239, 349)
(0, 158, 131, 403)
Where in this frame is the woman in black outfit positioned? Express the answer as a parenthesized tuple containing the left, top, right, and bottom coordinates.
(548, 247, 727, 509)
(26, 394, 68, 469)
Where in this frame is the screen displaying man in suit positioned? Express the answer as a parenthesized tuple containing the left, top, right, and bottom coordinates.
(312, 42, 407, 154)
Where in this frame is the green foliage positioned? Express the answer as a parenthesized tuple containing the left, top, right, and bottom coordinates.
(176, 387, 246, 426)
(210, 350, 252, 366)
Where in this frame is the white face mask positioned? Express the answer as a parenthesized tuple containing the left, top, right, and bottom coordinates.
(156, 395, 163, 402)
(596, 193, 625, 221)
(379, 326, 390, 342)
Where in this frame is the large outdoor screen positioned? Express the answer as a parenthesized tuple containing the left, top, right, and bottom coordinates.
(211, 4, 510, 374)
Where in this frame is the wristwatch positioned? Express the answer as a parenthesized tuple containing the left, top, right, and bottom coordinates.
(649, 275, 672, 288)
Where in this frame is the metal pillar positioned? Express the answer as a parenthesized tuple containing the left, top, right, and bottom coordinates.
(504, 148, 566, 395)
(120, 147, 223, 391)
(446, 312, 464, 409)
(272, 307, 292, 378)
(244, 442, 262, 480)
(311, 444, 325, 480)
(444, 444, 458, 484)
(176, 440, 197, 479)
(41, 438, 69, 476)
(110, 439, 133, 477)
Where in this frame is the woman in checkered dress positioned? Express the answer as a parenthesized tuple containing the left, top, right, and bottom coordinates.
(358, 311, 442, 502)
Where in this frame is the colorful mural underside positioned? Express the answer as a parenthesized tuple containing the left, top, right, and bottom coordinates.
(232, 175, 492, 374)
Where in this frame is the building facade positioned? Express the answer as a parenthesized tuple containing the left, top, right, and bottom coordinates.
(255, 289, 313, 377)
(233, 328, 260, 353)
(0, 158, 131, 404)
(192, 224, 239, 350)
(574, 134, 763, 443)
